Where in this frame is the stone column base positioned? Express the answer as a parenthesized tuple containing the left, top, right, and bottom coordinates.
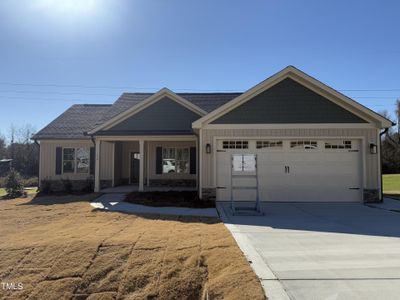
(363, 189, 380, 203)
(202, 188, 216, 201)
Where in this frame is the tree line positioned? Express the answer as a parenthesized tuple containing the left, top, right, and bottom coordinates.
(380, 100, 400, 174)
(0, 124, 39, 178)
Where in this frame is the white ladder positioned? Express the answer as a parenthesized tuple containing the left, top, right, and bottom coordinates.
(230, 154, 262, 215)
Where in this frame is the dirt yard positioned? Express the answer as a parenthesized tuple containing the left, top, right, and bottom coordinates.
(0, 194, 265, 300)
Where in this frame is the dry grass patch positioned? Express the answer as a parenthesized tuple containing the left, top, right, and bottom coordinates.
(0, 194, 265, 300)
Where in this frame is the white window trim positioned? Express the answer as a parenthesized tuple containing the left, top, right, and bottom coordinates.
(162, 147, 190, 174)
(62, 147, 90, 175)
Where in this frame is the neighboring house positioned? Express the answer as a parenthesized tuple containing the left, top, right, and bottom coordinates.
(33, 66, 393, 202)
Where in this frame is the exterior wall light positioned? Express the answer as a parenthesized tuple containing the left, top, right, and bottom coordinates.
(369, 143, 377, 154)
(206, 143, 212, 154)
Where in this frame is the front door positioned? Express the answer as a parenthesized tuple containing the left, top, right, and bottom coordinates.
(130, 152, 140, 184)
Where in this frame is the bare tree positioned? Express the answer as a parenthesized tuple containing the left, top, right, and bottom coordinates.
(8, 124, 16, 160)
(396, 98, 400, 136)
(0, 131, 6, 159)
(380, 101, 400, 173)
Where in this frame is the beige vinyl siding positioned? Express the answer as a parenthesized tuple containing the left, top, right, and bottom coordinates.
(120, 141, 139, 180)
(114, 142, 123, 185)
(39, 140, 93, 181)
(99, 141, 114, 180)
(201, 128, 379, 189)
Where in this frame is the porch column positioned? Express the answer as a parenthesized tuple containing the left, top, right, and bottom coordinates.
(198, 129, 203, 199)
(94, 139, 101, 192)
(139, 139, 144, 192)
(111, 142, 115, 187)
(146, 142, 150, 186)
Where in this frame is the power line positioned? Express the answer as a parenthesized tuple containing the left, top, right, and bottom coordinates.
(0, 96, 393, 107)
(0, 81, 399, 92)
(339, 89, 400, 92)
(0, 91, 397, 100)
(0, 90, 119, 97)
(0, 96, 111, 103)
(0, 94, 397, 102)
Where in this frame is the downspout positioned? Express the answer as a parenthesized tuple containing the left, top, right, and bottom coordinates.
(192, 129, 201, 199)
(34, 139, 40, 189)
(90, 135, 96, 146)
(379, 127, 389, 202)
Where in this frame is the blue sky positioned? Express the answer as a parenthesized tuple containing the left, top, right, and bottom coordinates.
(0, 0, 399, 139)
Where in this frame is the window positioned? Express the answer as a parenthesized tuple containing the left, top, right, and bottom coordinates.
(63, 148, 75, 173)
(162, 148, 189, 174)
(222, 140, 249, 149)
(256, 140, 283, 149)
(63, 147, 89, 174)
(325, 140, 352, 149)
(290, 140, 318, 149)
(76, 148, 90, 173)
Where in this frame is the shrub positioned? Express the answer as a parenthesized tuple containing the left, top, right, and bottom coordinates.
(5, 170, 24, 198)
(23, 177, 38, 188)
(82, 177, 94, 192)
(40, 179, 52, 194)
(61, 178, 73, 194)
(0, 177, 6, 188)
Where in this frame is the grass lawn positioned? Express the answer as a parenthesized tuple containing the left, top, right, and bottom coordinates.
(0, 188, 6, 197)
(0, 194, 265, 300)
(383, 174, 400, 200)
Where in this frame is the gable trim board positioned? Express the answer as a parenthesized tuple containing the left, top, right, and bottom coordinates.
(88, 88, 207, 135)
(203, 124, 376, 130)
(192, 66, 392, 129)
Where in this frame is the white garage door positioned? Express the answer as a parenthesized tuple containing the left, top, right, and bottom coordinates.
(216, 139, 362, 202)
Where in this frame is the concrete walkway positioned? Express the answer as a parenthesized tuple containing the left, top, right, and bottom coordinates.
(218, 202, 400, 300)
(91, 193, 219, 218)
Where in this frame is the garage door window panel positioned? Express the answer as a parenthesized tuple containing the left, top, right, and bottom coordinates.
(256, 140, 283, 149)
(290, 140, 318, 150)
(222, 140, 249, 149)
(325, 140, 352, 150)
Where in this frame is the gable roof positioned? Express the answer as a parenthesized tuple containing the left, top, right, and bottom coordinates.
(33, 91, 241, 139)
(87, 88, 210, 134)
(32, 104, 112, 140)
(192, 66, 394, 129)
(96, 92, 241, 126)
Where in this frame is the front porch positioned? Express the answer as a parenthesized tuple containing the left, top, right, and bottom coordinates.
(94, 136, 198, 193)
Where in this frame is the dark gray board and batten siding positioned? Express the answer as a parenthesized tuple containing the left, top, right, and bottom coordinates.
(97, 97, 202, 135)
(212, 78, 368, 124)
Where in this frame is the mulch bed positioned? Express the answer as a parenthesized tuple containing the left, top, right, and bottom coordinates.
(124, 191, 215, 208)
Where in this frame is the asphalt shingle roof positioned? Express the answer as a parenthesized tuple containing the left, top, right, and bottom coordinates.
(32, 104, 112, 139)
(33, 92, 242, 139)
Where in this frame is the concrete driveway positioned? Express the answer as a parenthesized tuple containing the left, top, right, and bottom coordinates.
(218, 202, 400, 300)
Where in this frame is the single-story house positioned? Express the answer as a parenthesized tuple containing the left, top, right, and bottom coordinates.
(33, 66, 393, 203)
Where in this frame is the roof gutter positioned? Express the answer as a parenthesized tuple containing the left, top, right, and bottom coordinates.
(33, 139, 40, 189)
(379, 127, 391, 202)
